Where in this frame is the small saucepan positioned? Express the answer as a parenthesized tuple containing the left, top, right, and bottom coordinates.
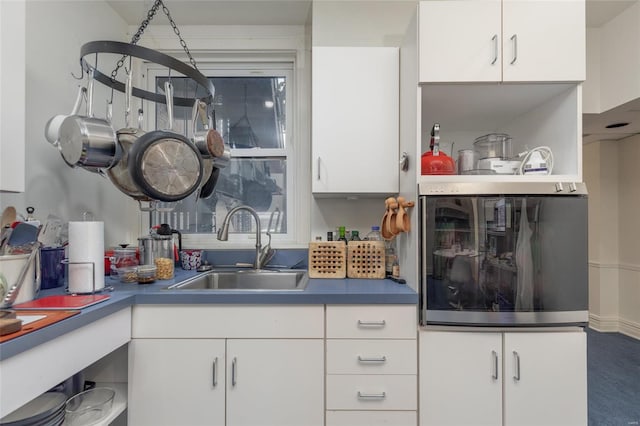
(191, 99, 230, 170)
(57, 69, 120, 170)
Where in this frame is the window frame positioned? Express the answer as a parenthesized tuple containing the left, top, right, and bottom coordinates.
(142, 54, 305, 249)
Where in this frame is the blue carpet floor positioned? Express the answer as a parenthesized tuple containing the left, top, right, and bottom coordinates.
(587, 328, 640, 426)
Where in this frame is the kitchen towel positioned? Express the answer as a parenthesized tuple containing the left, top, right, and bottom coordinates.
(68, 221, 104, 293)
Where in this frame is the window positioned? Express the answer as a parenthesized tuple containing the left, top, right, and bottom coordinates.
(144, 62, 295, 246)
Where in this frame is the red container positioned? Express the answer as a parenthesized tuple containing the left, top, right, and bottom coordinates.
(421, 151, 456, 175)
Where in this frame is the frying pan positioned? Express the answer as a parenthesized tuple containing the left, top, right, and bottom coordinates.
(128, 82, 203, 202)
(107, 71, 149, 200)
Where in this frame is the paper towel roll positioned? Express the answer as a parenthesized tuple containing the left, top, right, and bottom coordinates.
(68, 221, 105, 293)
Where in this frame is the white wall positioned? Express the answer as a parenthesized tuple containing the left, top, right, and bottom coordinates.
(584, 137, 640, 339)
(596, 1, 640, 113)
(0, 1, 141, 247)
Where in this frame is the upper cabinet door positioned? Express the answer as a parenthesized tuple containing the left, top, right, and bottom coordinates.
(418, 0, 585, 84)
(0, 0, 26, 192)
(312, 47, 399, 196)
(418, 0, 502, 83)
(502, 0, 585, 82)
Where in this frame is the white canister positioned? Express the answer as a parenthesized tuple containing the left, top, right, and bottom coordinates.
(0, 253, 40, 305)
(68, 221, 105, 293)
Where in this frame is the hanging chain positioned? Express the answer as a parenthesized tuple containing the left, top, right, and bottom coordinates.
(110, 0, 198, 82)
(161, 3, 199, 70)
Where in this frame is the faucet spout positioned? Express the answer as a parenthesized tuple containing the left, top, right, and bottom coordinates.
(217, 205, 271, 270)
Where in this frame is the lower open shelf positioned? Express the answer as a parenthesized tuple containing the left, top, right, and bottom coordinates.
(62, 382, 127, 426)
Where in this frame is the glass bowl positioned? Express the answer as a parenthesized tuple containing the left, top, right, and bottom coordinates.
(65, 387, 115, 426)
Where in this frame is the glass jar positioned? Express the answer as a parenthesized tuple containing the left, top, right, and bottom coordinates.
(112, 247, 138, 278)
(153, 235, 174, 279)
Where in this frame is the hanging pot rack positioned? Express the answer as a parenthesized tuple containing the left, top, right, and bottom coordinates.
(80, 41, 215, 108)
(78, 0, 215, 108)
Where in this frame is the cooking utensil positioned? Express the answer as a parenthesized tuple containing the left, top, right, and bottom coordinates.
(45, 86, 87, 146)
(421, 123, 455, 175)
(0, 244, 41, 308)
(107, 70, 149, 200)
(380, 197, 394, 240)
(385, 197, 400, 237)
(58, 69, 121, 170)
(128, 81, 203, 202)
(1, 206, 16, 229)
(7, 223, 39, 247)
(396, 196, 415, 233)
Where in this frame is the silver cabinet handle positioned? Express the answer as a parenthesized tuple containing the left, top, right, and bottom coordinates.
(491, 34, 498, 65)
(357, 320, 386, 328)
(357, 391, 386, 399)
(491, 350, 498, 380)
(513, 351, 520, 381)
(232, 357, 237, 386)
(212, 357, 218, 387)
(358, 355, 387, 363)
(317, 157, 321, 180)
(510, 34, 518, 64)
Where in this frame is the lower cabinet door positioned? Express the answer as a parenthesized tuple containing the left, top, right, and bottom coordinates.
(226, 339, 324, 426)
(503, 331, 587, 426)
(327, 410, 417, 426)
(419, 331, 502, 426)
(128, 338, 225, 426)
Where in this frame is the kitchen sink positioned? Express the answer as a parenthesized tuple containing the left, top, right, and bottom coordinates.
(165, 269, 309, 291)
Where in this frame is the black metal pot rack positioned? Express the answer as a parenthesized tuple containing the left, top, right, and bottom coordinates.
(80, 41, 214, 108)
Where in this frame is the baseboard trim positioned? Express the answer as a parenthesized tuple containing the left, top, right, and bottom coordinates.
(589, 313, 619, 332)
(619, 318, 640, 340)
(589, 313, 640, 340)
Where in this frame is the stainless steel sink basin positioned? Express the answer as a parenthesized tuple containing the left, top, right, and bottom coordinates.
(165, 269, 309, 291)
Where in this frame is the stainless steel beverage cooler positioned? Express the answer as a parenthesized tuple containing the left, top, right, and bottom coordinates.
(419, 182, 589, 327)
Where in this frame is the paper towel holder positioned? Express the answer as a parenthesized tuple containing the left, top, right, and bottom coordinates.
(62, 260, 112, 294)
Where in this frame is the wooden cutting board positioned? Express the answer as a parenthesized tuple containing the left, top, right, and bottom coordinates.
(0, 310, 79, 343)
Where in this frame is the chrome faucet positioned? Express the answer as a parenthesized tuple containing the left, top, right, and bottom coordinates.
(217, 205, 275, 270)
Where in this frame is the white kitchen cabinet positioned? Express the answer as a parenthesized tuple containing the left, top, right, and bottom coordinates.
(418, 0, 585, 83)
(0, 0, 26, 192)
(312, 47, 399, 196)
(128, 305, 324, 426)
(326, 305, 417, 424)
(129, 338, 323, 426)
(226, 339, 324, 426)
(419, 330, 587, 426)
(128, 339, 225, 426)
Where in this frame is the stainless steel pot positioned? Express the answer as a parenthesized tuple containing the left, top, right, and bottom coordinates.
(58, 69, 120, 170)
(107, 71, 149, 200)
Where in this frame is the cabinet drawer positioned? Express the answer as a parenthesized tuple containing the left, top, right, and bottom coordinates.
(326, 374, 417, 410)
(327, 339, 416, 374)
(327, 410, 416, 426)
(326, 305, 416, 339)
(132, 305, 324, 338)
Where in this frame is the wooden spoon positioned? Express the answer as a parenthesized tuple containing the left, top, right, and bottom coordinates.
(386, 197, 400, 236)
(396, 197, 416, 232)
(1, 206, 16, 229)
(380, 198, 394, 240)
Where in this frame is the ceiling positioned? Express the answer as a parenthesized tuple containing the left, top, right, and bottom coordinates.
(106, 0, 313, 26)
(106, 0, 636, 27)
(106, 0, 640, 144)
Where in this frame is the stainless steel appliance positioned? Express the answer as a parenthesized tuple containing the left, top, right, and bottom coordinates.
(419, 182, 588, 326)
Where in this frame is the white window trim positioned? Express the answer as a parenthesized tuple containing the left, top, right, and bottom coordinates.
(136, 27, 310, 249)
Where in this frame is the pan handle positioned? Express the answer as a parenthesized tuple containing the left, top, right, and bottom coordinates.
(164, 81, 174, 131)
(87, 68, 95, 118)
(125, 70, 133, 128)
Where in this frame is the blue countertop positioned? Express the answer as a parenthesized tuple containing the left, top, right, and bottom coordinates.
(0, 269, 417, 360)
